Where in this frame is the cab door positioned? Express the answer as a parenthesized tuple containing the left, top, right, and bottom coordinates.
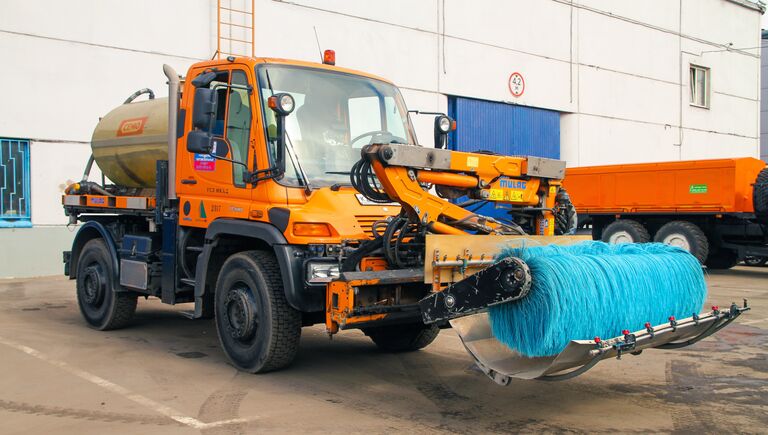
(177, 66, 255, 227)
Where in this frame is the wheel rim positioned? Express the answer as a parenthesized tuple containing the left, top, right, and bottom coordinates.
(662, 233, 691, 251)
(224, 285, 258, 343)
(608, 230, 633, 244)
(82, 263, 106, 307)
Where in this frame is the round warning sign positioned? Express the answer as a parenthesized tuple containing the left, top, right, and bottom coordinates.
(508, 72, 525, 97)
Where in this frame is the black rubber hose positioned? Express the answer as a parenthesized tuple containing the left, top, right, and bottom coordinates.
(350, 158, 391, 203)
(123, 88, 155, 104)
(341, 237, 383, 272)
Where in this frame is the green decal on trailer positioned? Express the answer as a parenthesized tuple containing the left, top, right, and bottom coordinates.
(689, 184, 708, 194)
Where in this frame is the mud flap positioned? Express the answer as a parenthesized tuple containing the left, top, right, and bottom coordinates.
(449, 302, 749, 384)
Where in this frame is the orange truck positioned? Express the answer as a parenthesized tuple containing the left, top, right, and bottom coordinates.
(59, 54, 748, 383)
(564, 158, 768, 268)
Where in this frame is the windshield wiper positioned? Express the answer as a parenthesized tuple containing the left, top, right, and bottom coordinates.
(284, 131, 312, 195)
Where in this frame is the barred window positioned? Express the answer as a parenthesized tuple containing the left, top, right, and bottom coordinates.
(0, 138, 31, 228)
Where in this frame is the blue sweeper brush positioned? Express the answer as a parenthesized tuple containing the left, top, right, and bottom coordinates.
(488, 241, 708, 357)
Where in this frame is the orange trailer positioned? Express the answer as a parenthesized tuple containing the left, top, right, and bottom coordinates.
(564, 158, 768, 268)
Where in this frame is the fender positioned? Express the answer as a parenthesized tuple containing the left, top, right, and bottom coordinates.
(68, 221, 122, 290)
(193, 219, 320, 317)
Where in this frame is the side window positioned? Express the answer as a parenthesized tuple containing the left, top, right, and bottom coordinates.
(207, 71, 230, 137)
(383, 97, 408, 141)
(227, 70, 252, 186)
(348, 96, 381, 144)
(689, 65, 710, 109)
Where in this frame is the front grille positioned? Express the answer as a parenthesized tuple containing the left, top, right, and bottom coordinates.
(355, 215, 387, 238)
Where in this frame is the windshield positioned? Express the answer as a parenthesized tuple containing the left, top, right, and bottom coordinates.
(257, 65, 415, 187)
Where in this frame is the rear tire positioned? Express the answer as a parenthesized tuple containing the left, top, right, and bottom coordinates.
(76, 239, 137, 330)
(653, 221, 709, 264)
(705, 249, 740, 270)
(363, 323, 440, 352)
(753, 168, 768, 220)
(601, 219, 650, 244)
(214, 251, 301, 373)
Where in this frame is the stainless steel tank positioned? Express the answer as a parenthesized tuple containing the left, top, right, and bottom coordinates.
(91, 97, 169, 188)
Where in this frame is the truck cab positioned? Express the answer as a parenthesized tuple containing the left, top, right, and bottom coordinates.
(64, 56, 431, 372)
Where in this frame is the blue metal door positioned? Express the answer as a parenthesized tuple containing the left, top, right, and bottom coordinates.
(447, 97, 560, 220)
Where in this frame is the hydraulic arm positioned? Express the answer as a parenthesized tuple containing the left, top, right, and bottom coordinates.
(351, 143, 566, 237)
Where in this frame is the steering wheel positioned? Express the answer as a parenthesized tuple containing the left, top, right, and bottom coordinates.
(350, 130, 406, 148)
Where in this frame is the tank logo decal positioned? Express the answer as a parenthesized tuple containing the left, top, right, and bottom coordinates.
(183, 201, 191, 216)
(194, 154, 216, 171)
(689, 184, 708, 194)
(116, 117, 148, 137)
(199, 201, 207, 219)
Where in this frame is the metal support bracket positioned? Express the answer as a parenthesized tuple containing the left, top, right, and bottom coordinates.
(419, 256, 532, 324)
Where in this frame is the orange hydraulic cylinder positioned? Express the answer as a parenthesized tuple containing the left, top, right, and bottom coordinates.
(416, 171, 478, 189)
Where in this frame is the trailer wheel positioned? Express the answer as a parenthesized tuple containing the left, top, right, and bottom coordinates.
(601, 219, 650, 244)
(76, 239, 137, 330)
(362, 323, 440, 352)
(705, 250, 740, 269)
(753, 168, 768, 219)
(653, 221, 709, 264)
(214, 251, 301, 373)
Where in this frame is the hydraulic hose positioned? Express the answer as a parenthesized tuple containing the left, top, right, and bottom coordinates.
(123, 88, 155, 104)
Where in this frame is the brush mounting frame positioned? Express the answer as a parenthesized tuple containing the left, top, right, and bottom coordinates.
(419, 256, 532, 324)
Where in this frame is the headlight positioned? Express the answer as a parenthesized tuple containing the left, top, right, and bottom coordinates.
(268, 93, 295, 116)
(306, 261, 341, 283)
(436, 115, 452, 133)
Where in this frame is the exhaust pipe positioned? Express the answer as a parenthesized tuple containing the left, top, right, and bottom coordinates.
(163, 64, 179, 201)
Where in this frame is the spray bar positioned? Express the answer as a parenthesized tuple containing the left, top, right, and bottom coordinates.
(450, 301, 750, 385)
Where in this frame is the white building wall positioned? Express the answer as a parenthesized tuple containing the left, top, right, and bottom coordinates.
(0, 0, 762, 277)
(761, 34, 768, 162)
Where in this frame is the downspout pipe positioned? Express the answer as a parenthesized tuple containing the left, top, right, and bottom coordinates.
(163, 64, 179, 201)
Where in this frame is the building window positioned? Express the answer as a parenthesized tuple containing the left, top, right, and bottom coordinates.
(0, 138, 31, 228)
(690, 65, 710, 108)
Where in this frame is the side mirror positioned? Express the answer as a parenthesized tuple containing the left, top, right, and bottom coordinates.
(192, 88, 216, 131)
(191, 71, 217, 88)
(267, 93, 295, 175)
(434, 115, 455, 149)
(187, 130, 212, 154)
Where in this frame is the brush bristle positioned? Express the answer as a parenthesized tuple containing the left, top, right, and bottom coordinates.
(488, 241, 707, 357)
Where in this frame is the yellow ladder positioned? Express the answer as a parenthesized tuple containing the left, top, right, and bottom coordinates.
(217, 0, 255, 58)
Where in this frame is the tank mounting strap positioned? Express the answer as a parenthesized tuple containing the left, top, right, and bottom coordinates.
(419, 256, 532, 324)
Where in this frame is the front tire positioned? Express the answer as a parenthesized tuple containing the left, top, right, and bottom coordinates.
(214, 251, 301, 373)
(363, 323, 440, 352)
(653, 220, 709, 264)
(76, 239, 137, 330)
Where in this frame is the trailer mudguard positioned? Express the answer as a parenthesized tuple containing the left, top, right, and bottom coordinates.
(68, 221, 121, 289)
(193, 219, 320, 318)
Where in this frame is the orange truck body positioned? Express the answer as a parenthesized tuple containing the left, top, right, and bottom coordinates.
(564, 158, 766, 215)
(562, 157, 768, 269)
